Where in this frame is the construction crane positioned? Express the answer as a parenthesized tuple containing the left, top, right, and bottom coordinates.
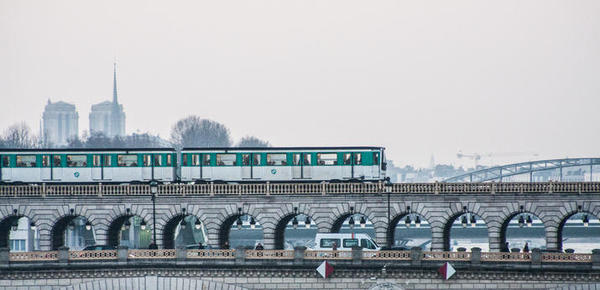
(457, 150, 539, 169)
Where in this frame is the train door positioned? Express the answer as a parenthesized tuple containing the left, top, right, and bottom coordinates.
(190, 154, 201, 180)
(102, 155, 112, 180)
(241, 154, 251, 179)
(302, 153, 312, 179)
(201, 154, 212, 180)
(292, 154, 302, 179)
(142, 155, 153, 180)
(91, 155, 102, 180)
(52, 155, 62, 181)
(41, 155, 51, 181)
(371, 152, 380, 178)
(341, 153, 353, 179)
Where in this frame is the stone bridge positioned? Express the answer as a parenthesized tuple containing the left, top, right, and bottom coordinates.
(1, 182, 600, 252)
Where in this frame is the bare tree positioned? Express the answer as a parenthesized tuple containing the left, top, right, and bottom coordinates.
(170, 116, 232, 148)
(1, 122, 37, 148)
(236, 136, 271, 147)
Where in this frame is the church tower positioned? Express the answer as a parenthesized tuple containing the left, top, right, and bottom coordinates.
(89, 62, 126, 137)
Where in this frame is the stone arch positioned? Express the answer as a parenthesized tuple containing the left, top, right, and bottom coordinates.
(499, 207, 547, 252)
(442, 203, 489, 251)
(273, 204, 317, 250)
(104, 206, 149, 247)
(51, 214, 93, 250)
(556, 203, 600, 252)
(217, 204, 264, 249)
(329, 203, 377, 233)
(387, 212, 432, 249)
(0, 211, 31, 248)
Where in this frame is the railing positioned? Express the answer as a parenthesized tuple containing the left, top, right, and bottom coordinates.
(187, 249, 235, 259)
(303, 250, 353, 260)
(246, 250, 294, 259)
(127, 249, 176, 259)
(1, 182, 599, 197)
(68, 250, 118, 260)
(480, 252, 531, 262)
(362, 250, 411, 260)
(4, 249, 599, 265)
(422, 251, 471, 261)
(541, 252, 592, 263)
(9, 251, 58, 262)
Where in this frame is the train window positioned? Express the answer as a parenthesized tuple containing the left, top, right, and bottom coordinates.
(192, 154, 200, 166)
(216, 154, 236, 166)
(118, 155, 138, 167)
(253, 154, 261, 166)
(343, 153, 352, 165)
(103, 155, 111, 167)
(53, 155, 62, 167)
(203, 154, 211, 166)
(93, 155, 101, 167)
(66, 155, 87, 167)
(373, 152, 380, 165)
(304, 154, 311, 165)
(154, 155, 162, 166)
(182, 154, 188, 166)
(143, 155, 152, 166)
(242, 154, 250, 166)
(317, 153, 337, 165)
(267, 154, 287, 166)
(293, 154, 300, 165)
(42, 155, 50, 167)
(16, 155, 36, 167)
(354, 153, 362, 165)
(166, 155, 172, 166)
(1, 156, 9, 167)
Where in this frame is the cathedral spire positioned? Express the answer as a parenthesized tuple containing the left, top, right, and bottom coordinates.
(113, 61, 118, 104)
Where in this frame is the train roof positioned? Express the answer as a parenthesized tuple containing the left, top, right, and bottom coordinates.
(182, 146, 385, 151)
(0, 148, 174, 152)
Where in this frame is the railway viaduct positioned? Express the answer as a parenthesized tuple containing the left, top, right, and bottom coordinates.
(1, 182, 600, 252)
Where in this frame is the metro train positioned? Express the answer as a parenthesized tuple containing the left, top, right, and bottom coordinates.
(0, 147, 386, 184)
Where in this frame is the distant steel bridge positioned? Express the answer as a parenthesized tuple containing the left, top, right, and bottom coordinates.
(443, 157, 600, 183)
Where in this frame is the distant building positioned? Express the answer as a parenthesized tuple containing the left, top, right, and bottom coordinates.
(42, 100, 79, 146)
(89, 63, 126, 137)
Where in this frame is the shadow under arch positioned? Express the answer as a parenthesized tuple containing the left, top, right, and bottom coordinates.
(51, 215, 86, 250)
(273, 213, 314, 250)
(162, 214, 187, 249)
(557, 211, 598, 252)
(219, 214, 241, 249)
(107, 215, 135, 247)
(500, 211, 545, 252)
(443, 212, 488, 251)
(331, 212, 367, 233)
(0, 214, 26, 248)
(387, 213, 431, 249)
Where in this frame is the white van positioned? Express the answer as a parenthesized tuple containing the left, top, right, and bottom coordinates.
(313, 233, 380, 251)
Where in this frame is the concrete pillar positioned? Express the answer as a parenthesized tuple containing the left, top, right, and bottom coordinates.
(93, 226, 108, 246)
(411, 247, 422, 266)
(487, 222, 502, 252)
(373, 222, 387, 248)
(262, 226, 276, 250)
(38, 227, 52, 251)
(351, 247, 362, 265)
(471, 247, 481, 265)
(294, 246, 306, 264)
(545, 223, 560, 252)
(592, 249, 600, 270)
(58, 246, 69, 263)
(176, 246, 187, 261)
(205, 228, 220, 249)
(531, 248, 542, 267)
(0, 248, 8, 266)
(235, 247, 245, 264)
(117, 246, 128, 262)
(430, 224, 445, 251)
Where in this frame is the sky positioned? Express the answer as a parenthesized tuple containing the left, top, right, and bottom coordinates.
(1, 0, 599, 168)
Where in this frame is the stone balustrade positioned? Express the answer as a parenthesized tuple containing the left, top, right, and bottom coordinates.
(1, 181, 600, 197)
(2, 247, 599, 269)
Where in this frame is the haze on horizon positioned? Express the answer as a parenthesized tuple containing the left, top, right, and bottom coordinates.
(1, 0, 599, 168)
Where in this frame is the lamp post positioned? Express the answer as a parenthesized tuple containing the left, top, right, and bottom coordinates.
(149, 180, 158, 248)
(384, 180, 392, 248)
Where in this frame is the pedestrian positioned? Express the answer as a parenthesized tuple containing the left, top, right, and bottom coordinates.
(332, 241, 338, 258)
(504, 242, 510, 253)
(523, 242, 529, 253)
(198, 242, 204, 249)
(255, 243, 264, 250)
(223, 241, 230, 249)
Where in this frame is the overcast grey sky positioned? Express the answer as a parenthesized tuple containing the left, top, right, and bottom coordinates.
(1, 0, 599, 167)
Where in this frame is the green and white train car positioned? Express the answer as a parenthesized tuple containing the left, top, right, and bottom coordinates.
(180, 147, 386, 182)
(0, 148, 177, 183)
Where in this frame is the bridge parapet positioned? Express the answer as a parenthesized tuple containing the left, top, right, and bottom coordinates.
(1, 181, 600, 196)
